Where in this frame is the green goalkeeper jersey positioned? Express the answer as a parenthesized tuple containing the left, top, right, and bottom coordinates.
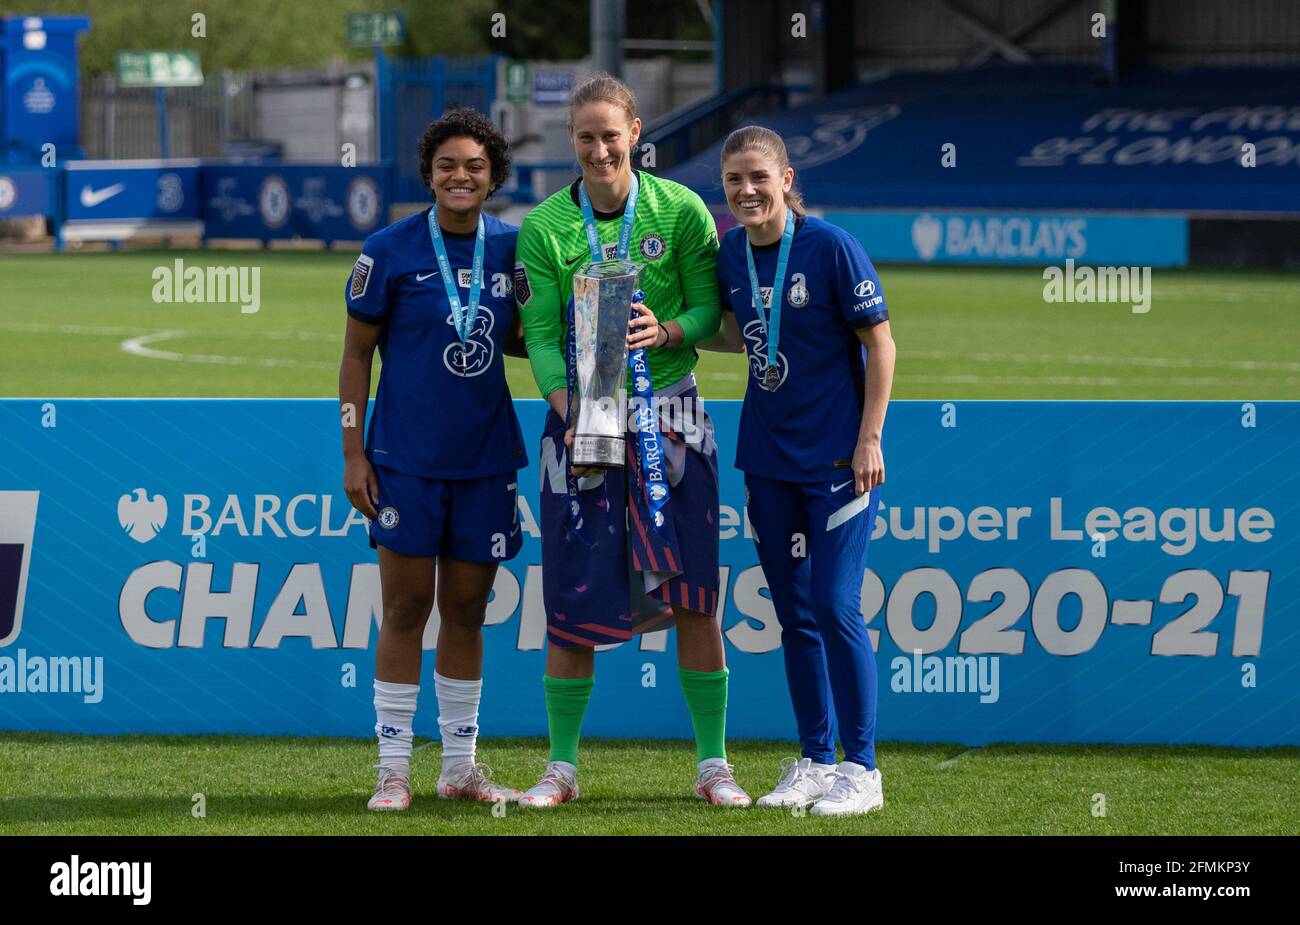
(514, 170, 721, 399)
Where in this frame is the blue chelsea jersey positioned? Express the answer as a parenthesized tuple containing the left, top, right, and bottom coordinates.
(718, 214, 889, 483)
(344, 208, 527, 479)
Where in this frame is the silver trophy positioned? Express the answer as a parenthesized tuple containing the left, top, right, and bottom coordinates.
(572, 258, 641, 468)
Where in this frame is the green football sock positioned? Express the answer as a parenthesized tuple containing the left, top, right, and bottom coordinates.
(543, 674, 594, 767)
(679, 667, 729, 763)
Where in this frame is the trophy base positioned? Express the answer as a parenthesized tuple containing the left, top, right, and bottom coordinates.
(573, 434, 625, 468)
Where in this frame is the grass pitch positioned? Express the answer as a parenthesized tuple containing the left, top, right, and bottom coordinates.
(2, 250, 1297, 836)
(1, 733, 1297, 835)
(2, 250, 1297, 400)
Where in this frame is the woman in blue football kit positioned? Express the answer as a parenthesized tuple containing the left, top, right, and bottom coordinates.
(708, 126, 896, 815)
(339, 109, 527, 811)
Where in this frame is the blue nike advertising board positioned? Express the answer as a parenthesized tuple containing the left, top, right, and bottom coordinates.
(0, 399, 1295, 747)
(62, 160, 201, 222)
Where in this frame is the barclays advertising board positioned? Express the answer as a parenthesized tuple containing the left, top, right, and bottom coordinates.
(824, 210, 1188, 267)
(0, 399, 1295, 748)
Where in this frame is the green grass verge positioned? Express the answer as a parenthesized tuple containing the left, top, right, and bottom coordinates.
(2, 733, 1296, 835)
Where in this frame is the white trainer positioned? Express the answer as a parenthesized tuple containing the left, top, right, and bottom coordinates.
(810, 761, 884, 816)
(695, 758, 751, 807)
(755, 756, 835, 808)
(367, 765, 412, 812)
(437, 762, 523, 804)
(517, 760, 579, 808)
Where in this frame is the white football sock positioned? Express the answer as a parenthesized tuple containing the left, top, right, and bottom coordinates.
(435, 671, 482, 774)
(373, 679, 419, 775)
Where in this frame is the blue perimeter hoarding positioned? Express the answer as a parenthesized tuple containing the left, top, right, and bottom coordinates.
(0, 167, 56, 219)
(62, 160, 201, 223)
(11, 162, 393, 245)
(824, 211, 1188, 267)
(201, 163, 389, 242)
(0, 399, 1296, 748)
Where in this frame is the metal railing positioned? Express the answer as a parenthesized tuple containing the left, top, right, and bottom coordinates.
(638, 83, 789, 173)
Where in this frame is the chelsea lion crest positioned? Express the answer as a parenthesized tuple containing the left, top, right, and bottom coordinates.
(639, 234, 666, 261)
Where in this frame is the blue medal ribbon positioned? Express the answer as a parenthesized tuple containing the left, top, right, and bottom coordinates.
(427, 209, 485, 370)
(567, 174, 671, 538)
(626, 285, 670, 534)
(744, 208, 795, 388)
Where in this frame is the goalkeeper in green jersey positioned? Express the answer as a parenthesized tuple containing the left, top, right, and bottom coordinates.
(513, 74, 750, 808)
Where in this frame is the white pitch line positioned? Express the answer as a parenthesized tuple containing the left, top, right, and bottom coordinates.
(896, 373, 1124, 386)
(0, 320, 343, 343)
(905, 349, 1300, 373)
(0, 321, 156, 337)
(895, 373, 1299, 387)
(937, 746, 981, 769)
(9, 319, 1291, 384)
(120, 330, 337, 369)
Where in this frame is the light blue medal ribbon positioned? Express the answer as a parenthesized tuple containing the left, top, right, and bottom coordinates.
(569, 175, 671, 537)
(744, 208, 795, 388)
(427, 209, 485, 371)
(577, 171, 639, 264)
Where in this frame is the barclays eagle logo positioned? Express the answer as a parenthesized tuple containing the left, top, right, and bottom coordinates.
(118, 488, 167, 544)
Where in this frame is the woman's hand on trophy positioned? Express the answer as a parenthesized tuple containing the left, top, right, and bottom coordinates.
(564, 426, 600, 478)
(628, 302, 667, 351)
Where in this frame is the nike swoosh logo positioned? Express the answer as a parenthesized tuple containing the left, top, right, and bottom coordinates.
(730, 287, 743, 294)
(416, 271, 438, 281)
(826, 490, 872, 531)
(830, 480, 853, 493)
(565, 253, 586, 267)
(79, 183, 126, 208)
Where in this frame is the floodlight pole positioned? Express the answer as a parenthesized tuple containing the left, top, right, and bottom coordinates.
(155, 86, 169, 159)
(591, 0, 626, 78)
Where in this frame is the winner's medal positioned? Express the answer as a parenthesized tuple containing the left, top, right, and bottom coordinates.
(428, 209, 486, 369)
(745, 208, 795, 390)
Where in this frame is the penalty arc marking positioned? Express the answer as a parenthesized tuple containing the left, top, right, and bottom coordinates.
(119, 330, 338, 369)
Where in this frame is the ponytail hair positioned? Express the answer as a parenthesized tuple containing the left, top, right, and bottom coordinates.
(720, 125, 805, 215)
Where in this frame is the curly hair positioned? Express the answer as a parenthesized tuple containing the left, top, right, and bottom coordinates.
(417, 107, 512, 200)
